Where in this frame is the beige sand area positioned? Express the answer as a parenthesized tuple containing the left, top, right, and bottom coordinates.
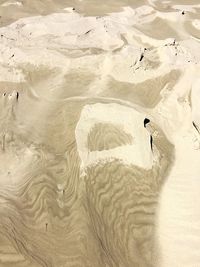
(0, 0, 200, 266)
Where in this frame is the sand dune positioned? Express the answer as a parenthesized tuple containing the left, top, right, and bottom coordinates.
(0, 1, 200, 266)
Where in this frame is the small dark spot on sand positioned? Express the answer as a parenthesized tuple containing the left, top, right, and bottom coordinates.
(85, 30, 91, 34)
(150, 135, 153, 151)
(139, 53, 144, 62)
(144, 118, 150, 127)
(193, 121, 200, 134)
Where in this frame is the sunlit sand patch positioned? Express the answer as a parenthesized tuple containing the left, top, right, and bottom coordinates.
(1, 1, 22, 7)
(106, 45, 161, 84)
(192, 19, 200, 29)
(184, 20, 200, 39)
(75, 103, 153, 170)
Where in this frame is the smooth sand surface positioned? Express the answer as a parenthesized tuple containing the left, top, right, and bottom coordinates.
(0, 0, 200, 266)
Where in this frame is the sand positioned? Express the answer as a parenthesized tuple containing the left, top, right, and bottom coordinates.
(0, 0, 200, 266)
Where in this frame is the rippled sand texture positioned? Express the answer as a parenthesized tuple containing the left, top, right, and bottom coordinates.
(1, 0, 200, 266)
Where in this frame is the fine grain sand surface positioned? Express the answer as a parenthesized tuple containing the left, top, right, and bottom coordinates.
(0, 0, 200, 266)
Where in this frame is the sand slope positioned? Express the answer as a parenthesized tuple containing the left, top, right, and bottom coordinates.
(0, 1, 200, 266)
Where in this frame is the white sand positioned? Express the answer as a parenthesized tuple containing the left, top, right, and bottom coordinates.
(0, 1, 200, 266)
(75, 103, 153, 170)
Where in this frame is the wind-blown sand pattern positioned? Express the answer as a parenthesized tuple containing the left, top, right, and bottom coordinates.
(0, 0, 200, 266)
